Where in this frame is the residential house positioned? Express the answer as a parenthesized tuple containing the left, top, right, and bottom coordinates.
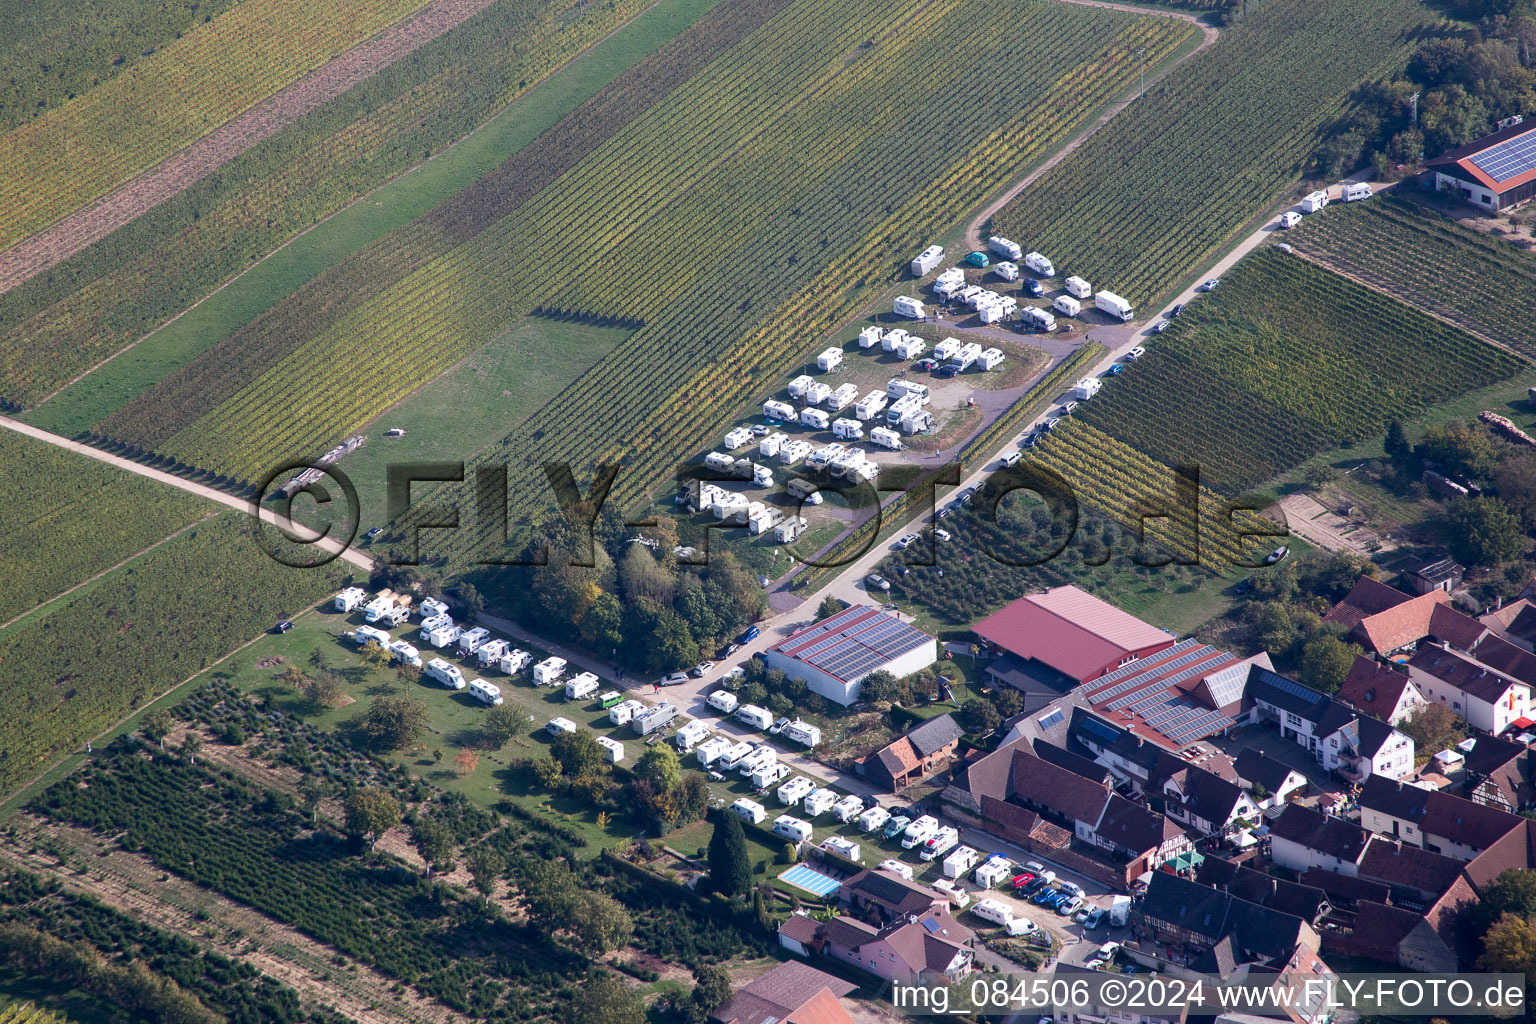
(1462, 734, 1536, 812)
(1479, 597, 1536, 653)
(710, 961, 857, 1024)
(1323, 577, 1450, 656)
(1357, 775, 1525, 862)
(972, 585, 1175, 686)
(1337, 656, 1424, 726)
(861, 714, 963, 792)
(1153, 758, 1259, 838)
(1406, 643, 1533, 735)
(1267, 804, 1369, 875)
(1345, 900, 1464, 971)
(950, 739, 1191, 888)
(1135, 872, 1321, 967)
(1245, 668, 1415, 781)
(837, 868, 948, 926)
(1195, 857, 1329, 922)
(1232, 749, 1308, 808)
(779, 912, 974, 985)
(1356, 837, 1475, 912)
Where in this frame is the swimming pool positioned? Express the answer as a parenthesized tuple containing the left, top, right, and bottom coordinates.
(780, 863, 842, 897)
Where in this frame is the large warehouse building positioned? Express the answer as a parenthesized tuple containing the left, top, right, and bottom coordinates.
(764, 605, 937, 705)
(1430, 119, 1536, 212)
(972, 585, 1175, 688)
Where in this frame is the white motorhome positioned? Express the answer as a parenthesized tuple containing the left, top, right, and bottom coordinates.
(421, 625, 461, 648)
(707, 690, 740, 715)
(763, 400, 795, 422)
(893, 295, 926, 320)
(943, 845, 980, 879)
(532, 657, 566, 685)
(424, 658, 467, 690)
(632, 702, 678, 736)
(1343, 182, 1373, 202)
(800, 407, 830, 431)
(784, 720, 821, 747)
(1301, 189, 1329, 213)
(717, 741, 756, 771)
(565, 672, 600, 702)
(595, 735, 625, 763)
(826, 383, 858, 411)
(457, 627, 491, 656)
(931, 337, 960, 362)
(886, 378, 930, 404)
(831, 418, 863, 441)
(1053, 295, 1081, 317)
(833, 794, 866, 823)
(772, 815, 812, 843)
(970, 898, 1015, 926)
(1024, 252, 1055, 276)
(993, 261, 1019, 282)
(932, 267, 965, 297)
(546, 717, 577, 737)
(802, 788, 837, 818)
(468, 678, 503, 706)
(857, 805, 890, 832)
(389, 640, 423, 668)
(777, 777, 816, 805)
(816, 348, 843, 373)
(420, 613, 453, 633)
(751, 762, 791, 789)
(920, 826, 960, 861)
(1094, 291, 1133, 322)
(476, 639, 510, 667)
(352, 624, 392, 649)
(608, 699, 647, 726)
(973, 856, 1013, 889)
(910, 244, 944, 276)
(738, 746, 777, 778)
(695, 736, 733, 767)
(418, 598, 449, 620)
(334, 587, 366, 612)
(978, 348, 1005, 371)
(1075, 377, 1102, 400)
(735, 704, 774, 730)
(674, 720, 711, 752)
(724, 426, 754, 449)
(731, 798, 766, 824)
(988, 235, 1023, 261)
(901, 815, 939, 849)
(1022, 305, 1056, 331)
(858, 325, 882, 349)
(881, 328, 908, 352)
(779, 440, 813, 466)
(363, 595, 397, 623)
(854, 391, 888, 421)
(951, 342, 983, 371)
(878, 859, 914, 881)
(1280, 211, 1303, 228)
(869, 427, 903, 450)
(500, 649, 532, 675)
(786, 375, 816, 400)
(774, 516, 807, 542)
(1064, 276, 1092, 299)
(822, 836, 861, 862)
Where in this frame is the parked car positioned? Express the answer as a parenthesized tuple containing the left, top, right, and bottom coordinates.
(1010, 872, 1037, 890)
(364, 527, 384, 541)
(933, 364, 960, 379)
(1168, 303, 1185, 318)
(1125, 346, 1145, 360)
(1061, 401, 1078, 416)
(1023, 279, 1045, 297)
(1201, 278, 1220, 292)
(914, 358, 938, 371)
(964, 251, 990, 268)
(690, 661, 716, 677)
(1264, 545, 1289, 565)
(1003, 451, 1022, 467)
(1032, 887, 1059, 905)
(1084, 957, 1106, 971)
(1105, 363, 1125, 376)
(769, 717, 791, 735)
(273, 620, 294, 634)
(1058, 896, 1084, 916)
(723, 643, 740, 656)
(959, 487, 976, 504)
(660, 672, 688, 686)
(1152, 320, 1171, 334)
(894, 533, 920, 550)
(740, 626, 760, 643)
(895, 565, 910, 578)
(866, 573, 891, 591)
(934, 528, 952, 542)
(1081, 908, 1106, 929)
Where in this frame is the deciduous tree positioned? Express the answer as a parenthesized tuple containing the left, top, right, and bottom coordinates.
(343, 787, 401, 851)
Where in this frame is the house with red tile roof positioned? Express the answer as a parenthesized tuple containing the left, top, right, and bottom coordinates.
(777, 911, 974, 985)
(711, 961, 858, 1024)
(1462, 734, 1536, 813)
(1406, 643, 1533, 735)
(1428, 120, 1536, 212)
(1479, 597, 1536, 653)
(1359, 775, 1526, 862)
(860, 714, 963, 791)
(972, 585, 1175, 685)
(1337, 656, 1424, 726)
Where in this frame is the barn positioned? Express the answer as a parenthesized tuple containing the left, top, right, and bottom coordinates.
(1429, 120, 1536, 212)
(763, 605, 937, 705)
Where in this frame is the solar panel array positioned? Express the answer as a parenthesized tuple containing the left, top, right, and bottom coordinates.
(1201, 662, 1249, 708)
(789, 609, 932, 682)
(1089, 638, 1201, 689)
(1469, 129, 1536, 183)
(1089, 641, 1208, 703)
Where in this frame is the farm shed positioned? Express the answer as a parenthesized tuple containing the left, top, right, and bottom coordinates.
(764, 605, 937, 705)
(1428, 120, 1536, 211)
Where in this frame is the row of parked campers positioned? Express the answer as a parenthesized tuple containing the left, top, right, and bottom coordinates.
(421, 658, 504, 705)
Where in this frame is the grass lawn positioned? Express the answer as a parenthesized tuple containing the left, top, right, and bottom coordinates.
(328, 316, 631, 536)
(21, 0, 726, 437)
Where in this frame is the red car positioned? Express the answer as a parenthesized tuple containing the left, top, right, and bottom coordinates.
(1010, 871, 1036, 890)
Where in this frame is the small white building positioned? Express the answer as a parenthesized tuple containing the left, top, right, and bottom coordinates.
(893, 295, 926, 320)
(816, 348, 844, 373)
(532, 656, 566, 685)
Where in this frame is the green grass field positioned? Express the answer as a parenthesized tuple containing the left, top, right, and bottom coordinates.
(21, 0, 725, 438)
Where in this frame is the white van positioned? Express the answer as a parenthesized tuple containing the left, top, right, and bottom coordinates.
(901, 815, 939, 849)
(772, 815, 812, 844)
(707, 690, 740, 715)
(717, 741, 756, 771)
(468, 678, 503, 706)
(424, 658, 466, 690)
(1005, 916, 1040, 937)
(731, 798, 766, 824)
(970, 898, 1014, 926)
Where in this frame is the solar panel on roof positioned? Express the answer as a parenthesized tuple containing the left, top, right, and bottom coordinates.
(1202, 663, 1248, 708)
(1092, 645, 1218, 704)
(1469, 130, 1536, 183)
(1091, 638, 1200, 686)
(1256, 670, 1323, 703)
(1078, 716, 1123, 746)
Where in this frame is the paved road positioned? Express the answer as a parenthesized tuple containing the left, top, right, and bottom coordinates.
(0, 413, 373, 573)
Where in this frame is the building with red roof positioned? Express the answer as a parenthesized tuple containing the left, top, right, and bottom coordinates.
(972, 585, 1175, 685)
(1429, 118, 1536, 212)
(1337, 656, 1424, 726)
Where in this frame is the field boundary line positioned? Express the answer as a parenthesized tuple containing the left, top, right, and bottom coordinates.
(963, 0, 1218, 252)
(0, 510, 218, 632)
(1290, 244, 1534, 365)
